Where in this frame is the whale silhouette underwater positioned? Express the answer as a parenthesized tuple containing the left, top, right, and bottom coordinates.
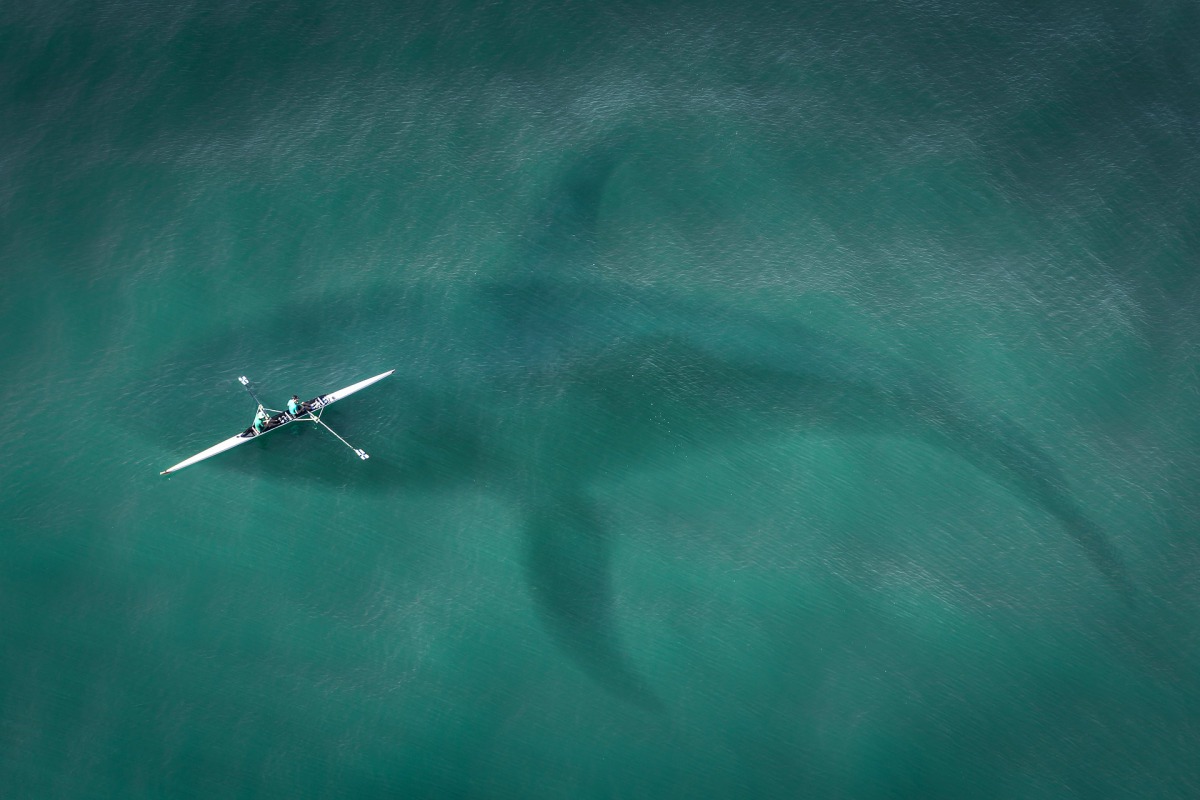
(150, 153, 1135, 708)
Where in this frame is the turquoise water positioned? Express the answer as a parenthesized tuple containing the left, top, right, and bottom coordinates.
(3, 2, 1199, 797)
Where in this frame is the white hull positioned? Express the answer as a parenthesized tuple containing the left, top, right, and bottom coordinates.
(160, 370, 393, 475)
(315, 369, 395, 407)
(159, 434, 251, 475)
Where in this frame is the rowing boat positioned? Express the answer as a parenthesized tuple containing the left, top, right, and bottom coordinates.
(160, 370, 394, 475)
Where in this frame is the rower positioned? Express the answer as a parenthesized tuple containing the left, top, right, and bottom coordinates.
(253, 406, 268, 433)
(287, 395, 302, 416)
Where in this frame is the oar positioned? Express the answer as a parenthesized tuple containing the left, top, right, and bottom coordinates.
(238, 376, 281, 414)
(306, 413, 371, 460)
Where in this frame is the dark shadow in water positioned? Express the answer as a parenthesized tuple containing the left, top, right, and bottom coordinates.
(141, 148, 1135, 707)
(525, 489, 663, 711)
(561, 333, 1137, 604)
(923, 398, 1137, 604)
(527, 145, 624, 257)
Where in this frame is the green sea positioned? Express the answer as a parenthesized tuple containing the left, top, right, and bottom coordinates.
(3, 1, 1199, 797)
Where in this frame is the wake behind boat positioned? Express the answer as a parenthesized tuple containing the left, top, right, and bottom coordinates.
(160, 370, 394, 475)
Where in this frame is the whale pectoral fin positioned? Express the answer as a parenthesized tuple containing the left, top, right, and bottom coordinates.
(525, 490, 662, 710)
(924, 408, 1137, 604)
